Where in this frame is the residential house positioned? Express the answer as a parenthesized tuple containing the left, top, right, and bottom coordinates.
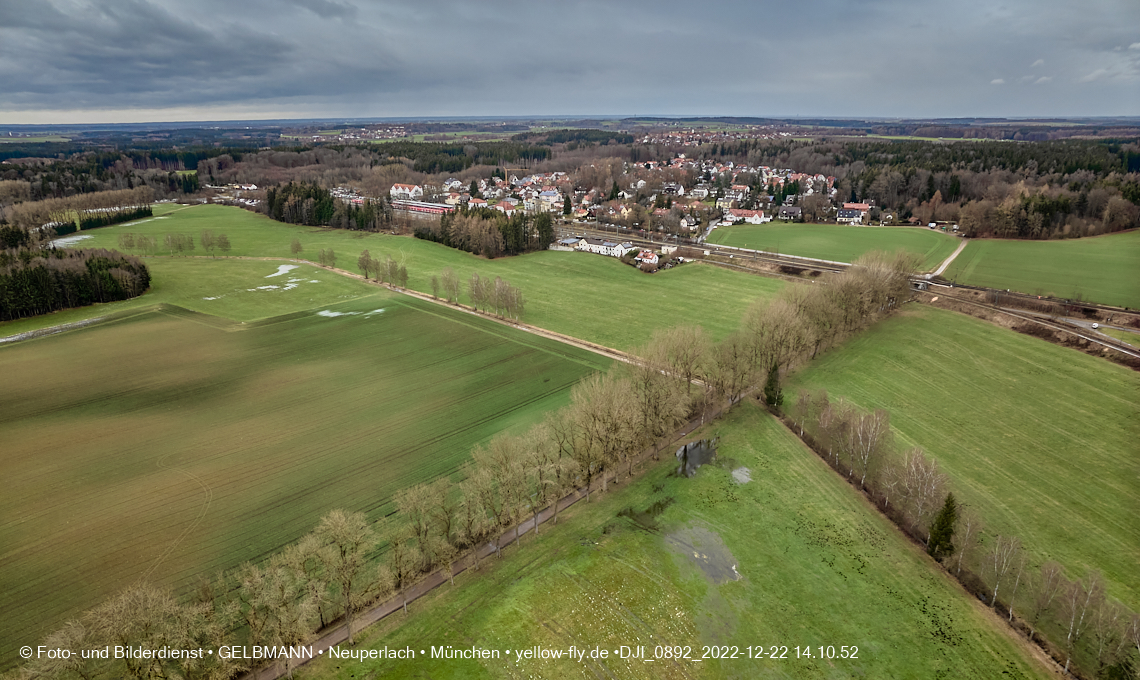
(778, 206, 802, 221)
(726, 209, 768, 224)
(836, 208, 864, 224)
(390, 183, 423, 200)
(634, 250, 659, 266)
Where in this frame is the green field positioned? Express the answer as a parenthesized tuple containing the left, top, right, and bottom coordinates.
(707, 223, 960, 270)
(787, 305, 1140, 611)
(0, 135, 69, 143)
(0, 263, 609, 668)
(0, 257, 384, 339)
(299, 402, 1049, 680)
(943, 231, 1140, 308)
(56, 204, 785, 350)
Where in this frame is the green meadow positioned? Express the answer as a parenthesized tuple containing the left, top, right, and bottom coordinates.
(0, 264, 608, 668)
(787, 304, 1140, 611)
(707, 223, 960, 270)
(55, 204, 785, 350)
(299, 402, 1050, 680)
(942, 231, 1140, 308)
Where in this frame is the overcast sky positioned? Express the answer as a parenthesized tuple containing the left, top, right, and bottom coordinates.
(1, 0, 1138, 124)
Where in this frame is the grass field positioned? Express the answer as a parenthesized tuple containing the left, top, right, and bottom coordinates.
(58, 204, 785, 350)
(0, 135, 69, 143)
(298, 401, 1050, 680)
(787, 305, 1140, 611)
(0, 258, 385, 339)
(0, 267, 609, 668)
(942, 231, 1140, 308)
(706, 223, 960, 270)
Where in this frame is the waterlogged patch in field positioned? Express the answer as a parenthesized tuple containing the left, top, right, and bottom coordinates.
(0, 294, 608, 668)
(301, 402, 1049, 680)
(788, 305, 1140, 610)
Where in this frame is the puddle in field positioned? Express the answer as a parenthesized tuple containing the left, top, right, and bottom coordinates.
(266, 265, 298, 278)
(202, 296, 221, 301)
(248, 285, 280, 291)
(363, 308, 386, 317)
(316, 310, 360, 317)
(618, 497, 675, 533)
(52, 234, 93, 247)
(675, 438, 719, 478)
(666, 525, 742, 584)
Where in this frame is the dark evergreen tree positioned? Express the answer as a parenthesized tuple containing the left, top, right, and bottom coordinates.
(763, 363, 783, 408)
(927, 493, 958, 560)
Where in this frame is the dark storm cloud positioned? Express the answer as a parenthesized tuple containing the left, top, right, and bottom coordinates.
(0, 0, 1136, 122)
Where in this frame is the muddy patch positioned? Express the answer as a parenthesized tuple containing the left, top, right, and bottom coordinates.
(674, 438, 718, 477)
(617, 497, 674, 532)
(665, 524, 741, 584)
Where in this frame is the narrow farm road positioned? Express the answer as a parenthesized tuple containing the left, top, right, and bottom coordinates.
(932, 238, 968, 277)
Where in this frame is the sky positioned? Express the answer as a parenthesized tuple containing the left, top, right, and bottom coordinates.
(1, 0, 1138, 124)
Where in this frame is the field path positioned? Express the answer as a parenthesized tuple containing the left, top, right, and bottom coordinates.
(932, 238, 968, 276)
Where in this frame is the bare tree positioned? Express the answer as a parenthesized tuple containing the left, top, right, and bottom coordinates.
(1028, 561, 1065, 641)
(290, 238, 302, 254)
(627, 338, 688, 465)
(654, 324, 708, 400)
(791, 389, 813, 436)
(1059, 571, 1105, 674)
(217, 234, 231, 254)
(200, 230, 216, 256)
(430, 275, 440, 299)
(1090, 598, 1128, 674)
(897, 448, 945, 541)
(316, 509, 375, 644)
(1006, 553, 1028, 622)
(953, 509, 983, 577)
(850, 409, 891, 489)
(985, 535, 1022, 610)
(441, 267, 460, 303)
(357, 249, 375, 279)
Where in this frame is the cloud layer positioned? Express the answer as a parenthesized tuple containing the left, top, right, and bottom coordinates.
(1, 0, 1137, 122)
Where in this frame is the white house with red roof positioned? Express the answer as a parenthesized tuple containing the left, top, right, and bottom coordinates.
(725, 208, 769, 224)
(389, 183, 423, 200)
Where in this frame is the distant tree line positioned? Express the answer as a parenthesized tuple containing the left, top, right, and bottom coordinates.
(378, 141, 550, 173)
(0, 247, 150, 321)
(0, 186, 155, 235)
(512, 129, 634, 146)
(414, 208, 553, 258)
